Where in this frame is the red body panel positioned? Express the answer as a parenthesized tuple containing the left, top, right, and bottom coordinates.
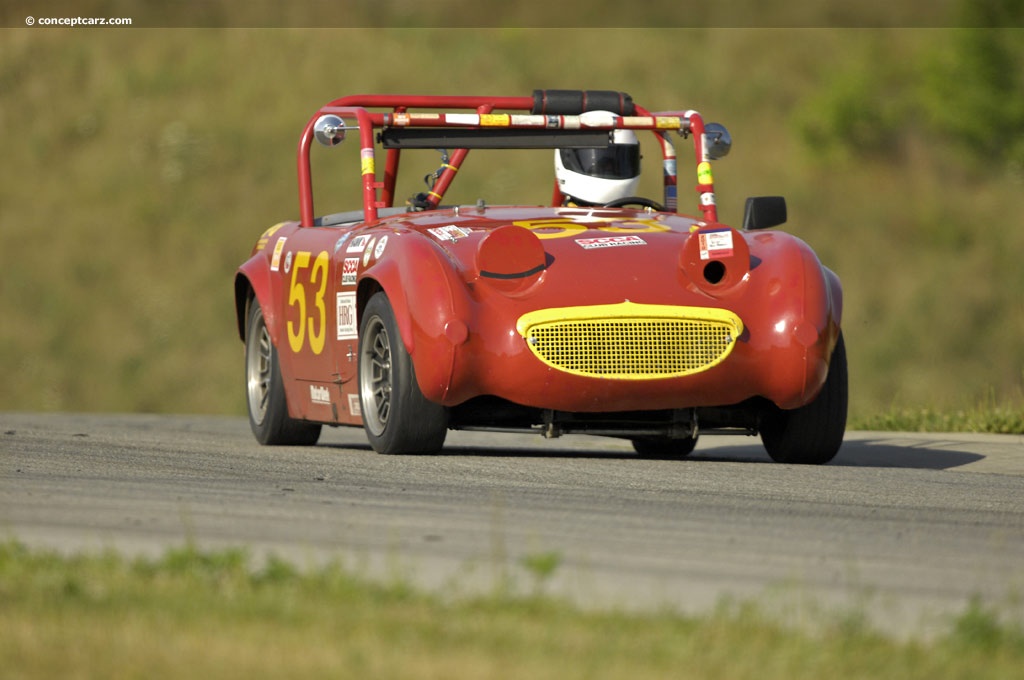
(238, 207, 841, 424)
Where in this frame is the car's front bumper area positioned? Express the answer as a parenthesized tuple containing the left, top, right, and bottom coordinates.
(430, 300, 838, 413)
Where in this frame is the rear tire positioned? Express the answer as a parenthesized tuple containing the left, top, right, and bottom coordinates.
(760, 332, 847, 464)
(359, 292, 448, 454)
(245, 297, 322, 446)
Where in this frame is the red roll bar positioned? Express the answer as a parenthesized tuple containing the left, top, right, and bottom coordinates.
(296, 93, 719, 227)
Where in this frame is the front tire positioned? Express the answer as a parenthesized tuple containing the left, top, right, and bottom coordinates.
(359, 292, 448, 454)
(245, 297, 321, 446)
(759, 332, 848, 464)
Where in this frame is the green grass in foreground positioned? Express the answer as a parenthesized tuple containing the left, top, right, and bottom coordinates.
(2, 543, 1023, 679)
(850, 394, 1024, 435)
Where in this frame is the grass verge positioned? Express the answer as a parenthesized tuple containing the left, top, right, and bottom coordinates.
(2, 542, 1023, 679)
(850, 394, 1024, 434)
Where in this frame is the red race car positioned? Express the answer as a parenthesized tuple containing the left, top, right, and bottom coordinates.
(235, 90, 846, 463)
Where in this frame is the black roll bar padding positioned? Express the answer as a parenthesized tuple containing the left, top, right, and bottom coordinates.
(530, 90, 635, 116)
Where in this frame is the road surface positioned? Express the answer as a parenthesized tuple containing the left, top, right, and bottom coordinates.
(2, 412, 1022, 637)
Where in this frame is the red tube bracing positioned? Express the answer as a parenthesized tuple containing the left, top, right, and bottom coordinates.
(296, 93, 716, 227)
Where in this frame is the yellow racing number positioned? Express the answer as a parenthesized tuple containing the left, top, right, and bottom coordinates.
(513, 216, 670, 239)
(287, 250, 329, 355)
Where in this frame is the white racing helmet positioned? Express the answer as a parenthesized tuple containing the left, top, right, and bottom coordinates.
(555, 116, 640, 205)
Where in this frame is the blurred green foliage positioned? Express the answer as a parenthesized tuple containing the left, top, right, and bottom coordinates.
(1, 20, 1021, 425)
(797, 0, 1024, 169)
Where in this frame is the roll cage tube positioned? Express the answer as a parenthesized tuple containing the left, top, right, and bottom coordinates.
(296, 92, 721, 227)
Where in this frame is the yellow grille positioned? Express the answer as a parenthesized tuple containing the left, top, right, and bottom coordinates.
(517, 302, 743, 380)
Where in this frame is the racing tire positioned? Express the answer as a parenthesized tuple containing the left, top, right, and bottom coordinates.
(631, 436, 698, 459)
(759, 332, 848, 465)
(359, 292, 448, 454)
(245, 298, 322, 446)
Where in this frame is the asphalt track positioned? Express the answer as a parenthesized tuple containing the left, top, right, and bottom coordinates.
(2, 412, 1023, 637)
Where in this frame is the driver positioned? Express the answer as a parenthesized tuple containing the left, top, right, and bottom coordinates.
(555, 120, 641, 207)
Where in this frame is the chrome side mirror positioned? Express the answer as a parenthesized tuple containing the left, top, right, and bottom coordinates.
(313, 114, 346, 147)
(703, 122, 732, 160)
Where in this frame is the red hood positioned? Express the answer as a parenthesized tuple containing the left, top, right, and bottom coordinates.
(382, 205, 709, 307)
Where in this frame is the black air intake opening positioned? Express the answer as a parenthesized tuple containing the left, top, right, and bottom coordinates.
(703, 260, 726, 285)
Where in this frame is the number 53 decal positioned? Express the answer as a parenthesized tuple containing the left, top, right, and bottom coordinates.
(287, 250, 329, 355)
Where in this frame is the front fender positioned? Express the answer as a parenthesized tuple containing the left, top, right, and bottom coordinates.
(823, 264, 843, 332)
(744, 231, 844, 408)
(234, 222, 296, 343)
(359, 232, 470, 403)
(235, 255, 277, 342)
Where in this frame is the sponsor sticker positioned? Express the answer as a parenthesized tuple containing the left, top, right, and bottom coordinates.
(511, 115, 544, 127)
(337, 292, 357, 340)
(428, 225, 472, 241)
(374, 235, 388, 259)
(270, 237, 287, 271)
(341, 257, 359, 286)
(347, 234, 372, 253)
(480, 114, 510, 126)
(575, 234, 647, 250)
(446, 114, 479, 126)
(698, 228, 734, 260)
(257, 223, 286, 251)
(348, 393, 362, 418)
(310, 385, 331, 405)
(362, 237, 375, 266)
(697, 161, 713, 186)
(360, 148, 374, 176)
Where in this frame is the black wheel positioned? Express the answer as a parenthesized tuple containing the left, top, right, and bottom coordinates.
(359, 292, 448, 454)
(760, 332, 848, 464)
(632, 436, 698, 459)
(601, 196, 665, 211)
(244, 298, 321, 445)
